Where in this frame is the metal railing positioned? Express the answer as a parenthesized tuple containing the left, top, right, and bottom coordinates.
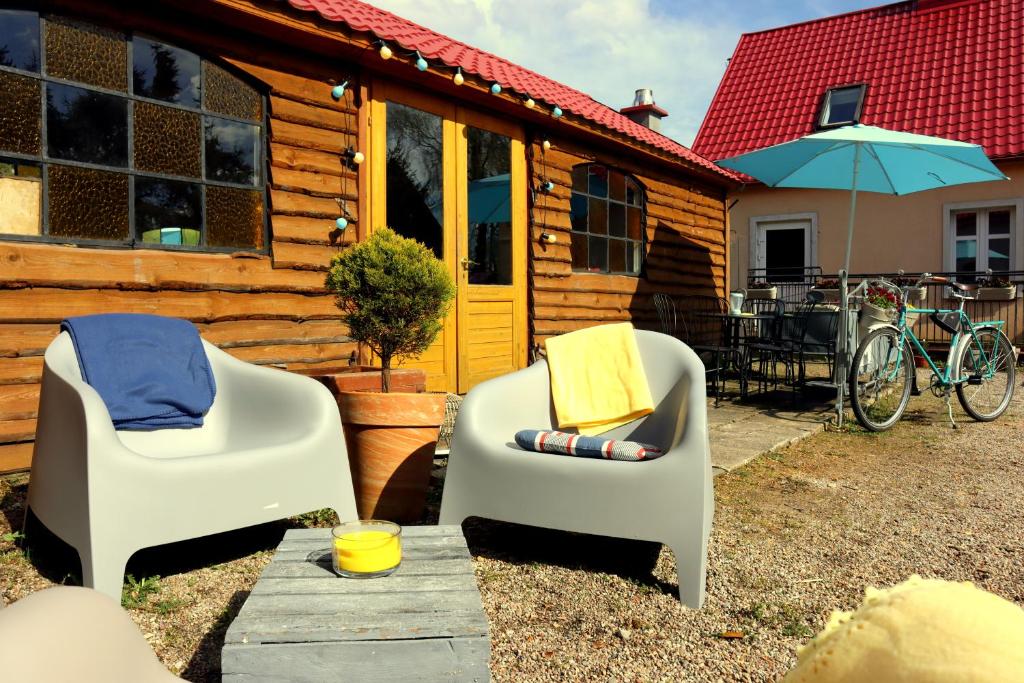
(745, 268, 1024, 347)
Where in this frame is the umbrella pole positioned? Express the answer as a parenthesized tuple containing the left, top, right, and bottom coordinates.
(837, 144, 862, 427)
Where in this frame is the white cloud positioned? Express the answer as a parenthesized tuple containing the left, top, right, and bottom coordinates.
(368, 0, 743, 147)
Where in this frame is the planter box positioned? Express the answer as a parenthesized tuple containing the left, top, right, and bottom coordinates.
(745, 286, 777, 300)
(905, 286, 927, 303)
(292, 366, 427, 395)
(976, 285, 1017, 301)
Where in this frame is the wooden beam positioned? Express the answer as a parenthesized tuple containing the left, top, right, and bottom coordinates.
(0, 242, 326, 294)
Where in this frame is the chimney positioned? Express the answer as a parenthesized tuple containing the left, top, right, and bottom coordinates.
(619, 88, 668, 131)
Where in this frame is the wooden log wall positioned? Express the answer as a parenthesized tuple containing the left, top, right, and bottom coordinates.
(0, 24, 360, 473)
(528, 139, 728, 347)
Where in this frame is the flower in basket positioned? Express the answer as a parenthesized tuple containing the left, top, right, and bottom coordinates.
(814, 278, 840, 289)
(865, 285, 899, 309)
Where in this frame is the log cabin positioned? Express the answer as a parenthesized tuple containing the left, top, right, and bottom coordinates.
(0, 0, 737, 473)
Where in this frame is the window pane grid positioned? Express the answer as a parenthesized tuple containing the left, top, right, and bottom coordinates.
(0, 13, 265, 251)
(951, 207, 1015, 275)
(569, 163, 644, 276)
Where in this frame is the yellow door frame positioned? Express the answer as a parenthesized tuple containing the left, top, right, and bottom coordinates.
(367, 78, 527, 393)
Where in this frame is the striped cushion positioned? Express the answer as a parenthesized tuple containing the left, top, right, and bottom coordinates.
(514, 430, 664, 461)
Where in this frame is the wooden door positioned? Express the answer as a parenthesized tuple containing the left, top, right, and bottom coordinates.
(369, 82, 526, 393)
(454, 110, 528, 393)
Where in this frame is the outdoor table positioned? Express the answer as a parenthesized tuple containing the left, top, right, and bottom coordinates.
(222, 525, 490, 682)
(692, 311, 778, 354)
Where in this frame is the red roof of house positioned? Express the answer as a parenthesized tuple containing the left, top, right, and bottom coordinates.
(285, 0, 733, 180)
(692, 0, 1024, 164)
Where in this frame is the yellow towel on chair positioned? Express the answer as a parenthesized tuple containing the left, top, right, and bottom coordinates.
(544, 323, 655, 436)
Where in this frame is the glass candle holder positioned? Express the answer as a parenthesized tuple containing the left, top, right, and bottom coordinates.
(331, 520, 402, 578)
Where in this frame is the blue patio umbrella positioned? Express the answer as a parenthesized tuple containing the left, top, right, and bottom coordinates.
(717, 124, 1008, 423)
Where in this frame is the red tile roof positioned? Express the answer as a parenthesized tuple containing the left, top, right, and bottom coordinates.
(692, 0, 1024, 165)
(285, 0, 733, 180)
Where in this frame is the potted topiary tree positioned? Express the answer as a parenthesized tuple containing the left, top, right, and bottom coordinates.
(326, 227, 456, 523)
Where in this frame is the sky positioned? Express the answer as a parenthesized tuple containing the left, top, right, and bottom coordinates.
(368, 0, 876, 146)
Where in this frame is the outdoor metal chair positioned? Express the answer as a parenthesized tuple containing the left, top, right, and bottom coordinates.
(739, 297, 787, 396)
(785, 297, 839, 398)
(26, 332, 358, 601)
(681, 295, 737, 404)
(439, 329, 713, 608)
(653, 292, 685, 340)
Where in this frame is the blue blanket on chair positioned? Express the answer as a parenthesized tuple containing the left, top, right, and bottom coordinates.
(60, 314, 217, 430)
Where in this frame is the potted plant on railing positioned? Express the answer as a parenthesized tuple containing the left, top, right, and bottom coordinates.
(858, 284, 898, 340)
(811, 278, 841, 302)
(892, 275, 928, 303)
(976, 273, 1017, 301)
(326, 227, 456, 523)
(745, 280, 778, 299)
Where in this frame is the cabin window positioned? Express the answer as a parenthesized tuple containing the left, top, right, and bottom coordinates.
(0, 10, 266, 251)
(816, 84, 865, 129)
(569, 164, 644, 275)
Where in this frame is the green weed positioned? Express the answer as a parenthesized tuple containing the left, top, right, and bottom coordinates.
(122, 574, 162, 609)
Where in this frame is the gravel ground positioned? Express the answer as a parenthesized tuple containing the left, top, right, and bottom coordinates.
(2, 387, 1023, 681)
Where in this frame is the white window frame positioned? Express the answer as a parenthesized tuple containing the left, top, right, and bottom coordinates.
(749, 212, 818, 277)
(942, 198, 1023, 274)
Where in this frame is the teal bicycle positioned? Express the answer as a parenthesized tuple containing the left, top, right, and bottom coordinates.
(849, 274, 1016, 432)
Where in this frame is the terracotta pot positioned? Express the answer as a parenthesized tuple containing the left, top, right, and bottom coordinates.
(338, 391, 446, 523)
(293, 366, 426, 395)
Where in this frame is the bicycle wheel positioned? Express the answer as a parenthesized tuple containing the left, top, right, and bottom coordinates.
(954, 326, 1016, 421)
(849, 326, 913, 432)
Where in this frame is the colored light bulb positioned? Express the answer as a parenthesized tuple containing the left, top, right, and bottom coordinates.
(331, 83, 346, 100)
(416, 55, 428, 71)
(453, 69, 464, 85)
(379, 44, 393, 60)
(351, 151, 365, 165)
(490, 83, 502, 95)
(336, 217, 348, 230)
(542, 139, 551, 151)
(525, 98, 535, 108)
(552, 106, 562, 118)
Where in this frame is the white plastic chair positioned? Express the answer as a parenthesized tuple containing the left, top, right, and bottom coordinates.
(439, 329, 713, 608)
(27, 332, 357, 600)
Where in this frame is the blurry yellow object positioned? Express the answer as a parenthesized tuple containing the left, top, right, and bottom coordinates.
(784, 575, 1024, 683)
(544, 323, 654, 436)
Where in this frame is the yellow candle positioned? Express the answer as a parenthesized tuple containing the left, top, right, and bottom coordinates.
(333, 530, 401, 575)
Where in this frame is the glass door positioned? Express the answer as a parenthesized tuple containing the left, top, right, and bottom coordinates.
(455, 109, 527, 393)
(370, 84, 526, 393)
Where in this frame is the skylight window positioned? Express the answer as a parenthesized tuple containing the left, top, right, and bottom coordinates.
(817, 84, 866, 129)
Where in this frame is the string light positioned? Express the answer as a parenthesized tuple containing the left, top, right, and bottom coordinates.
(552, 106, 563, 118)
(415, 51, 428, 71)
(490, 83, 502, 95)
(539, 180, 555, 193)
(524, 97, 535, 109)
(336, 217, 349, 230)
(542, 139, 552, 152)
(379, 42, 393, 60)
(330, 81, 348, 101)
(453, 67, 464, 85)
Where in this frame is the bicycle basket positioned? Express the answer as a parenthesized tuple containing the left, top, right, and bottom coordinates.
(930, 311, 961, 334)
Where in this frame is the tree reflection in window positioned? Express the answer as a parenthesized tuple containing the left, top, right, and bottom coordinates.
(385, 101, 444, 258)
(133, 37, 200, 107)
(0, 10, 39, 72)
(466, 126, 512, 284)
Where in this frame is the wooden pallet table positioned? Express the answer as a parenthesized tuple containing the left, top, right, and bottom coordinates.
(222, 525, 490, 682)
